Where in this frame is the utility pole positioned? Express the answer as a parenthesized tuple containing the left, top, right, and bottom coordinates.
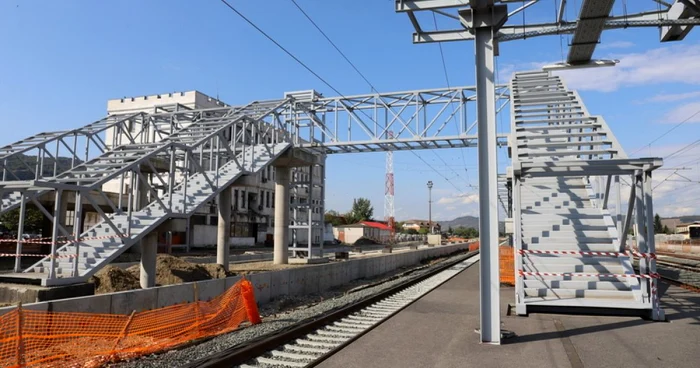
(427, 181, 433, 234)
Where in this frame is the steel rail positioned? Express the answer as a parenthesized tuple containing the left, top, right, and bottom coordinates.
(184, 248, 479, 368)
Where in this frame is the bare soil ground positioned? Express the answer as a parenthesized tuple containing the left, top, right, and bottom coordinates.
(90, 255, 235, 294)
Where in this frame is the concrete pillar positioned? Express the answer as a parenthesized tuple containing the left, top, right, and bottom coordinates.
(137, 170, 149, 209)
(140, 232, 158, 288)
(274, 166, 290, 264)
(134, 170, 150, 254)
(217, 188, 232, 271)
(58, 190, 70, 232)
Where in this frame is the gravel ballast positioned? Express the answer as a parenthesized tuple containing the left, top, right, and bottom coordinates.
(111, 250, 474, 368)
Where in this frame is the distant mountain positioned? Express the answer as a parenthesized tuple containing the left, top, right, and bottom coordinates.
(663, 215, 700, 224)
(440, 215, 479, 229)
(439, 215, 505, 233)
(2, 154, 76, 180)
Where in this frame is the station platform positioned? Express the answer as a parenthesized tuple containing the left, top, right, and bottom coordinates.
(319, 261, 700, 368)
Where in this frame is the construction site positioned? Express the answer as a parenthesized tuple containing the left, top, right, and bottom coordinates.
(1, 1, 700, 367)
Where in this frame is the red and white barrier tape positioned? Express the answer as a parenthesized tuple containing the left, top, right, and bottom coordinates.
(519, 249, 656, 259)
(518, 270, 661, 279)
(0, 233, 130, 245)
(0, 253, 78, 258)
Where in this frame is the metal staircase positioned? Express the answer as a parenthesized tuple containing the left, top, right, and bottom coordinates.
(23, 142, 289, 283)
(509, 70, 664, 319)
(0, 99, 294, 286)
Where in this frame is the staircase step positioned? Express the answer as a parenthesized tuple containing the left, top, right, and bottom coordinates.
(524, 288, 635, 300)
(523, 243, 618, 252)
(521, 255, 623, 266)
(522, 230, 613, 238)
(521, 223, 612, 232)
(523, 279, 630, 291)
(526, 237, 615, 245)
(522, 263, 624, 274)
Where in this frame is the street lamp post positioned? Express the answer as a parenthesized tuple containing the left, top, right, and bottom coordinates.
(427, 181, 433, 234)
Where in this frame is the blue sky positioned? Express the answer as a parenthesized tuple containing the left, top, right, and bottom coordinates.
(1, 1, 699, 221)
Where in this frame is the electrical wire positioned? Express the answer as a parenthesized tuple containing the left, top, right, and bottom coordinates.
(219, 0, 345, 97)
(289, 0, 379, 94)
(629, 107, 700, 156)
(431, 11, 473, 191)
(665, 138, 700, 161)
(284, 0, 470, 195)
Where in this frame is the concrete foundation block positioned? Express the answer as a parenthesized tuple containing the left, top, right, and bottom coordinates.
(289, 257, 329, 264)
(380, 255, 388, 274)
(269, 270, 290, 300)
(111, 288, 157, 315)
(373, 257, 383, 277)
(336, 262, 351, 287)
(157, 283, 194, 308)
(225, 275, 243, 290)
(318, 264, 333, 292)
(303, 266, 321, 295)
(51, 294, 112, 314)
(197, 279, 226, 302)
(287, 268, 306, 296)
(348, 260, 360, 281)
(247, 272, 272, 305)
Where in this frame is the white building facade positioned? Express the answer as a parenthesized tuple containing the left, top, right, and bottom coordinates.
(104, 91, 324, 248)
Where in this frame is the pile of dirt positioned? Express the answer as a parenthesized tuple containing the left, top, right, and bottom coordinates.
(125, 255, 234, 286)
(354, 237, 378, 246)
(90, 265, 140, 294)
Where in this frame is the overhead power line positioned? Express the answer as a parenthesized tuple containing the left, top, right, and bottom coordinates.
(288, 0, 470, 195)
(431, 11, 473, 191)
(290, 0, 378, 93)
(219, 0, 344, 97)
(630, 106, 700, 156)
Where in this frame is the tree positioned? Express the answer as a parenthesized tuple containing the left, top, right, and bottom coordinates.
(346, 198, 373, 224)
(447, 226, 453, 235)
(0, 206, 44, 234)
(394, 221, 404, 233)
(654, 213, 663, 234)
(663, 225, 671, 234)
(324, 210, 346, 226)
(404, 228, 418, 235)
(453, 226, 478, 238)
(418, 228, 429, 235)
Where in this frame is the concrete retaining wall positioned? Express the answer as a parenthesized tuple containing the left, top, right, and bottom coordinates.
(0, 243, 472, 316)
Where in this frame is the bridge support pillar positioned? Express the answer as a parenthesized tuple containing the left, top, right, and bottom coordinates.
(274, 166, 290, 265)
(140, 232, 158, 288)
(58, 190, 70, 232)
(217, 187, 231, 271)
(134, 169, 150, 254)
(460, 3, 508, 345)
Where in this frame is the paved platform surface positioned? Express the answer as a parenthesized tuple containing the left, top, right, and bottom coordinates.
(319, 262, 700, 368)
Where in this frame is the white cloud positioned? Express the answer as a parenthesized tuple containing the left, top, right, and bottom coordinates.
(437, 193, 479, 205)
(645, 91, 700, 103)
(599, 41, 635, 50)
(549, 44, 700, 92)
(660, 101, 700, 124)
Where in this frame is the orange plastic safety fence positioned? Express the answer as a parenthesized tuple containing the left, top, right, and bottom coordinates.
(468, 242, 480, 252)
(0, 278, 260, 368)
(499, 246, 515, 286)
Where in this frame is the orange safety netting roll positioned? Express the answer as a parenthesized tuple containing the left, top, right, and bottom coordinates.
(499, 246, 515, 286)
(0, 278, 261, 368)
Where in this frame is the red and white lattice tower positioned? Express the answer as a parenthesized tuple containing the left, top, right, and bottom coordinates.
(384, 131, 395, 242)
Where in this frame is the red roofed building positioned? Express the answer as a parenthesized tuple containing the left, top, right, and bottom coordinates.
(333, 220, 391, 244)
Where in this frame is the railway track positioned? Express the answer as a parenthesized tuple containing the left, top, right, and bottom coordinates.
(184, 252, 480, 368)
(653, 253, 700, 291)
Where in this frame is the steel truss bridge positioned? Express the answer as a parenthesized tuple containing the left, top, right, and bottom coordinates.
(0, 0, 694, 346)
(0, 84, 508, 287)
